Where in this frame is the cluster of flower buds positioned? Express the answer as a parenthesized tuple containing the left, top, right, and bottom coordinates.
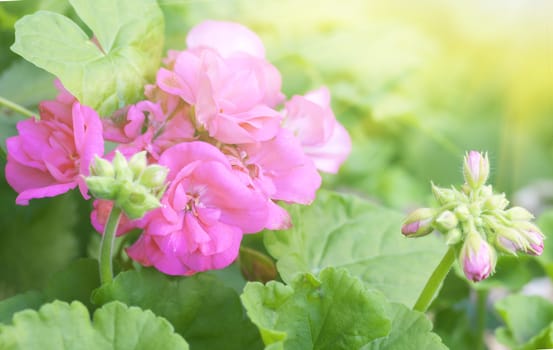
(86, 151, 168, 219)
(402, 151, 545, 282)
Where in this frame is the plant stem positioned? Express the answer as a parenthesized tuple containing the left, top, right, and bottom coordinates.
(0, 96, 35, 118)
(475, 289, 489, 350)
(413, 246, 456, 312)
(99, 205, 122, 284)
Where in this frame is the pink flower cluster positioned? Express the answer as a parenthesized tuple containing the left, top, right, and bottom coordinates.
(5, 20, 351, 276)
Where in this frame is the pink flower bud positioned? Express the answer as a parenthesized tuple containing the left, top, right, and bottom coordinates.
(401, 208, 435, 237)
(460, 234, 496, 282)
(525, 230, 544, 256)
(463, 151, 490, 189)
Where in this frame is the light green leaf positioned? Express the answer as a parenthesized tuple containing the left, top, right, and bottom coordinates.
(361, 303, 447, 350)
(0, 300, 188, 349)
(11, 0, 164, 116)
(241, 267, 391, 350)
(263, 190, 446, 307)
(495, 294, 553, 349)
(93, 269, 263, 350)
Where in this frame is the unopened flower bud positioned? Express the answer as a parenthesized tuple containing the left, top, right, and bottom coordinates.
(505, 207, 534, 221)
(454, 205, 470, 222)
(90, 156, 114, 178)
(113, 151, 133, 181)
(128, 151, 148, 179)
(445, 228, 463, 245)
(401, 208, 435, 237)
(460, 233, 496, 282)
(85, 176, 118, 199)
(463, 151, 489, 189)
(435, 210, 458, 232)
(496, 236, 522, 255)
(432, 183, 457, 205)
(484, 194, 509, 211)
(117, 182, 161, 219)
(139, 165, 169, 190)
(521, 230, 545, 256)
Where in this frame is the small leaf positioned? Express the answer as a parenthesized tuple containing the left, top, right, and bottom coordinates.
(241, 267, 391, 350)
(93, 269, 263, 350)
(263, 190, 446, 307)
(0, 300, 188, 349)
(495, 294, 553, 349)
(361, 303, 447, 350)
(11, 0, 164, 116)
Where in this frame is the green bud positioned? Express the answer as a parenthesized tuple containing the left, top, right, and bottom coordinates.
(455, 205, 470, 222)
(505, 207, 534, 221)
(90, 155, 114, 178)
(432, 183, 457, 205)
(113, 151, 133, 182)
(85, 176, 118, 199)
(117, 182, 161, 219)
(445, 228, 463, 245)
(484, 194, 509, 211)
(128, 151, 148, 179)
(435, 210, 458, 232)
(139, 165, 169, 190)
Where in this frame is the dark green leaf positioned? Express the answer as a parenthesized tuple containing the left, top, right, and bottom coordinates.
(93, 269, 263, 350)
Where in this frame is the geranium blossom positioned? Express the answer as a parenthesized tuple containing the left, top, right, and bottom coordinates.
(6, 86, 104, 205)
(127, 142, 268, 275)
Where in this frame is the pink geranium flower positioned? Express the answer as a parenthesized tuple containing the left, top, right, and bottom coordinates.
(126, 141, 268, 275)
(156, 20, 285, 144)
(6, 98, 104, 205)
(284, 87, 351, 173)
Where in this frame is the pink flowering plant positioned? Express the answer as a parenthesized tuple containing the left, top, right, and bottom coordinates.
(0, 1, 552, 349)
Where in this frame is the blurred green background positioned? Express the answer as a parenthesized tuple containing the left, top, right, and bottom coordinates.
(0, 0, 552, 299)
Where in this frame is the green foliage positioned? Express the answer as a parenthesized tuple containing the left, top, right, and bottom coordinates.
(264, 190, 446, 307)
(11, 0, 164, 116)
(361, 303, 447, 350)
(241, 268, 392, 350)
(0, 300, 188, 349)
(495, 294, 553, 350)
(0, 172, 79, 298)
(93, 269, 263, 350)
(0, 258, 99, 324)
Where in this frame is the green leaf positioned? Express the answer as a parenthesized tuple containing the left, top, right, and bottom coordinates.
(263, 190, 446, 307)
(495, 294, 553, 349)
(0, 300, 188, 349)
(0, 258, 99, 324)
(0, 171, 79, 298)
(241, 267, 391, 350)
(93, 269, 263, 350)
(44, 258, 100, 311)
(0, 291, 46, 324)
(361, 303, 447, 350)
(11, 0, 164, 116)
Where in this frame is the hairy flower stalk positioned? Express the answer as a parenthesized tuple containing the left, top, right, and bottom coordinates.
(406, 150, 545, 311)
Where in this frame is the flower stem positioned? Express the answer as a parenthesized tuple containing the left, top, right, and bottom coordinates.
(413, 246, 456, 312)
(0, 95, 35, 118)
(99, 205, 122, 285)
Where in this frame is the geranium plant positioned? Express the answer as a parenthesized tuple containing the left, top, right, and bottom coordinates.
(0, 1, 552, 349)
